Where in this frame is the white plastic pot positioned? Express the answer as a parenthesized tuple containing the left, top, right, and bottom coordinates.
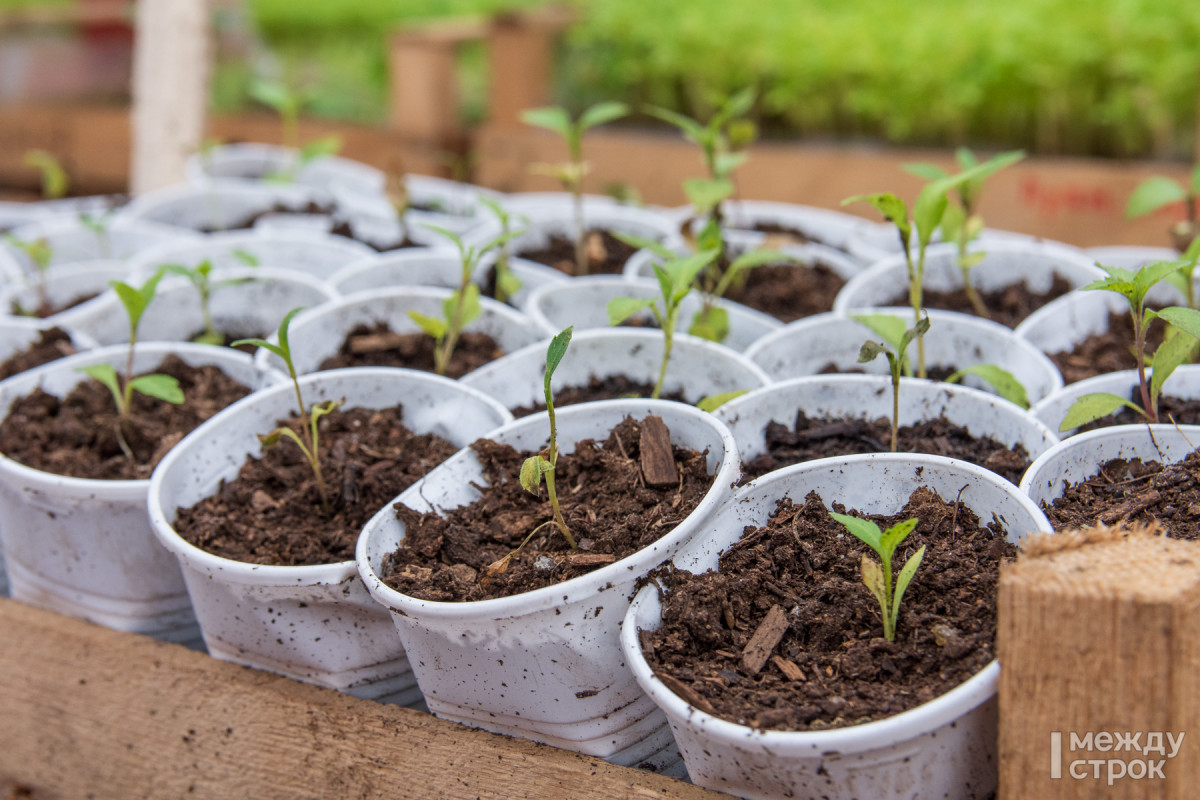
(525, 276, 782, 353)
(72, 266, 337, 347)
(0, 261, 129, 328)
(185, 142, 386, 196)
(0, 343, 270, 641)
(252, 286, 543, 377)
(331, 174, 503, 241)
(0, 238, 30, 283)
(0, 201, 50, 234)
(833, 240, 1103, 324)
(4, 216, 191, 269)
(127, 228, 372, 283)
(356, 399, 740, 766)
(328, 248, 567, 311)
(1030, 365, 1200, 436)
(1084, 245, 1180, 271)
(1020, 424, 1200, 513)
(744, 309, 1064, 405)
(119, 180, 333, 235)
(148, 368, 512, 704)
(623, 453, 1052, 800)
(460, 327, 771, 411)
(715, 374, 1058, 469)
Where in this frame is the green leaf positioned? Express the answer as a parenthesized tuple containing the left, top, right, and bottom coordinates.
(612, 231, 675, 261)
(496, 269, 523, 300)
(683, 178, 734, 216)
(109, 270, 164, 335)
(194, 330, 224, 346)
(713, 151, 748, 180)
(544, 326, 573, 391)
(717, 86, 756, 124)
(232, 249, 260, 266)
(1127, 177, 1187, 219)
(858, 340, 887, 364)
(128, 374, 185, 404)
(696, 390, 747, 413)
(667, 250, 719, 301)
(1060, 392, 1145, 431)
(940, 202, 967, 244)
(249, 80, 296, 115)
(898, 315, 931, 357)
(644, 104, 706, 144)
(1150, 328, 1199, 408)
(229, 337, 285, 361)
(519, 455, 553, 494)
(422, 223, 464, 254)
(902, 162, 950, 182)
(912, 183, 949, 251)
(259, 425, 308, 456)
(1155, 306, 1200, 341)
(843, 193, 911, 241)
(408, 310, 448, 340)
(879, 518, 919, 564)
(274, 306, 304, 359)
(1132, 260, 1187, 304)
(944, 364, 1030, 409)
(688, 305, 729, 342)
(852, 314, 907, 353)
(299, 135, 342, 164)
(891, 544, 926, 633)
(830, 512, 884, 558)
(310, 398, 341, 424)
(860, 554, 888, 617)
(607, 296, 656, 326)
(695, 217, 723, 252)
(578, 101, 629, 131)
(450, 283, 482, 328)
(24, 150, 68, 200)
(521, 107, 572, 139)
(650, 263, 673, 305)
(728, 249, 792, 277)
(77, 364, 123, 410)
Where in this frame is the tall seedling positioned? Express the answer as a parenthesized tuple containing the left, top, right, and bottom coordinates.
(904, 149, 1025, 318)
(830, 513, 925, 643)
(159, 258, 255, 345)
(607, 249, 719, 398)
(1127, 162, 1200, 252)
(855, 315, 930, 452)
(1060, 261, 1200, 429)
(77, 270, 184, 459)
(248, 79, 341, 182)
(479, 196, 525, 304)
(233, 308, 340, 514)
(521, 102, 629, 275)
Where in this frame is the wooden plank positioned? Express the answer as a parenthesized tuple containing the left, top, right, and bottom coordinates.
(0, 598, 729, 800)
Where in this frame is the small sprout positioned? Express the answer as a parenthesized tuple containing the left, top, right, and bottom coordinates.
(159, 258, 256, 345)
(407, 226, 519, 376)
(697, 390, 747, 413)
(830, 512, 925, 642)
(4, 234, 52, 314)
(1127, 163, 1200, 251)
(248, 79, 341, 182)
(607, 249, 720, 398)
(231, 248, 260, 267)
(478, 196, 525, 304)
(76, 269, 183, 460)
(854, 313, 930, 452)
(77, 210, 114, 258)
(1060, 261, 1200, 429)
(904, 149, 1025, 318)
(522, 101, 630, 275)
(24, 150, 68, 200)
(233, 308, 341, 514)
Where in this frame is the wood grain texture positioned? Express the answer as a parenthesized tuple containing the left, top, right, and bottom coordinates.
(997, 527, 1200, 800)
(0, 598, 730, 800)
(639, 416, 678, 488)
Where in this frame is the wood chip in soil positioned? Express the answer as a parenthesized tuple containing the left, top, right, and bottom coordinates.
(511, 374, 688, 418)
(318, 322, 504, 378)
(641, 487, 1015, 733)
(172, 405, 460, 566)
(517, 230, 638, 276)
(884, 274, 1074, 328)
(380, 416, 714, 601)
(0, 327, 77, 381)
(1047, 311, 1168, 385)
(1043, 449, 1200, 539)
(0, 355, 251, 480)
(742, 410, 1030, 485)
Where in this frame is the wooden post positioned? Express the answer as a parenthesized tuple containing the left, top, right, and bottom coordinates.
(997, 525, 1200, 799)
(388, 19, 485, 143)
(485, 5, 573, 127)
(130, 0, 210, 194)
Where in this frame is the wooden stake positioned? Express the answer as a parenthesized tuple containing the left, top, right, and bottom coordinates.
(639, 415, 678, 488)
(998, 524, 1200, 799)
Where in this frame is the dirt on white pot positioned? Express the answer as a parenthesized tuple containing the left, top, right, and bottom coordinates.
(118, 180, 334, 235)
(356, 399, 740, 768)
(623, 453, 1052, 799)
(0, 343, 272, 642)
(185, 142, 386, 196)
(4, 216, 191, 268)
(0, 261, 130, 329)
(147, 368, 512, 704)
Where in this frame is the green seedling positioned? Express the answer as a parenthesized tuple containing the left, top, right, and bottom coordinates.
(607, 249, 720, 398)
(407, 226, 521, 376)
(77, 269, 184, 460)
(1127, 162, 1200, 252)
(77, 210, 113, 259)
(830, 512, 925, 642)
(855, 315, 930, 452)
(478, 196, 524, 304)
(843, 158, 1015, 377)
(521, 101, 630, 275)
(24, 150, 68, 200)
(1060, 261, 1200, 429)
(232, 307, 341, 514)
(248, 79, 342, 182)
(904, 149, 1025, 318)
(1162, 237, 1200, 309)
(158, 259, 256, 345)
(3, 234, 52, 314)
(696, 390, 746, 413)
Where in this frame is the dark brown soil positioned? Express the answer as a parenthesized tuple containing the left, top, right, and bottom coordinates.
(318, 322, 504, 378)
(1042, 449, 1200, 539)
(642, 487, 1014, 732)
(721, 262, 846, 323)
(518, 230, 638, 276)
(0, 327, 78, 381)
(380, 416, 715, 601)
(885, 275, 1074, 328)
(0, 355, 251, 480)
(11, 292, 99, 319)
(743, 410, 1031, 485)
(1070, 384, 1200, 433)
(172, 405, 460, 566)
(1047, 312, 1168, 385)
(511, 375, 688, 418)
